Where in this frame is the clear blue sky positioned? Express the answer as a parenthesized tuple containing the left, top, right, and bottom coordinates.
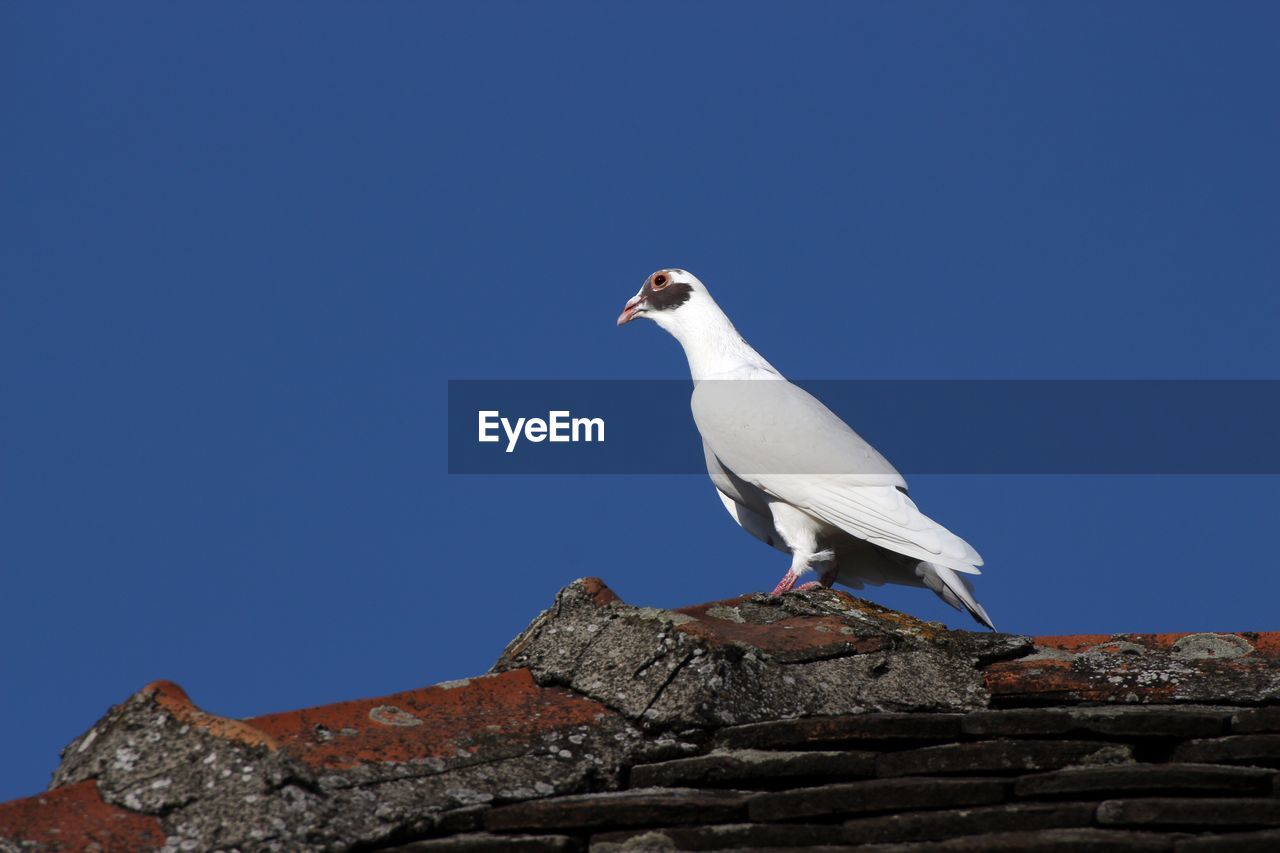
(3, 2, 1278, 801)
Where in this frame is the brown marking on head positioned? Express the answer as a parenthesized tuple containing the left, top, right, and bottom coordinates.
(643, 270, 693, 312)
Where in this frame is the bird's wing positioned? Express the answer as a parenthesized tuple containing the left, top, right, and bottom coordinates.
(705, 440, 789, 554)
(791, 479, 983, 572)
(714, 490, 789, 555)
(692, 378, 906, 483)
(692, 378, 983, 573)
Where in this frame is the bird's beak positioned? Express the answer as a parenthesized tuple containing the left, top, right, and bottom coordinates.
(616, 294, 645, 326)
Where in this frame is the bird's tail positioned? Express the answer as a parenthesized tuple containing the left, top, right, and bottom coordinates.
(917, 561, 996, 631)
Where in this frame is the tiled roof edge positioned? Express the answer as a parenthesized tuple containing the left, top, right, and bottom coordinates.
(2, 577, 1277, 851)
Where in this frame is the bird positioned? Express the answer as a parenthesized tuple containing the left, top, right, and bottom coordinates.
(617, 268, 996, 630)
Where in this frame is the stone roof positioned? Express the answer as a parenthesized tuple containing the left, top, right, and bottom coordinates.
(2, 578, 1279, 852)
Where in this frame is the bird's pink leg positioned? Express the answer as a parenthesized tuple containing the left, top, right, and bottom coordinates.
(770, 568, 802, 596)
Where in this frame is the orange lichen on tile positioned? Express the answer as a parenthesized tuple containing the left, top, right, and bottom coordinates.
(247, 668, 617, 769)
(578, 576, 622, 607)
(835, 596, 953, 642)
(1032, 632, 1280, 658)
(0, 780, 165, 851)
(142, 680, 279, 751)
(983, 657, 1180, 704)
(1031, 635, 1115, 653)
(983, 658, 1079, 697)
(1239, 632, 1280, 656)
(984, 631, 1280, 705)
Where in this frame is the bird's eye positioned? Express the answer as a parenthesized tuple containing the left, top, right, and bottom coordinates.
(652, 274, 669, 290)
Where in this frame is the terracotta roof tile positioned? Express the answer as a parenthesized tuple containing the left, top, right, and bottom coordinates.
(673, 594, 894, 659)
(0, 780, 165, 851)
(984, 631, 1280, 705)
(4, 577, 1280, 852)
(144, 679, 280, 750)
(248, 669, 619, 770)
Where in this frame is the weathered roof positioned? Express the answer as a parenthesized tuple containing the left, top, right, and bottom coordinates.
(2, 578, 1278, 851)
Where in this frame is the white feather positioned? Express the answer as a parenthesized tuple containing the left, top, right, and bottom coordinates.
(918, 562, 996, 630)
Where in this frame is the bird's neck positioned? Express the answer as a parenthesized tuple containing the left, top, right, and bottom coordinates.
(656, 297, 780, 382)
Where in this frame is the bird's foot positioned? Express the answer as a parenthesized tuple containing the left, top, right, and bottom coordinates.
(794, 567, 837, 593)
(771, 565, 835, 596)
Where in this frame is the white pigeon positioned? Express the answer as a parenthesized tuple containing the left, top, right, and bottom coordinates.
(617, 268, 996, 630)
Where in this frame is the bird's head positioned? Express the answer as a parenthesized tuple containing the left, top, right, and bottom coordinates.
(616, 268, 705, 330)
